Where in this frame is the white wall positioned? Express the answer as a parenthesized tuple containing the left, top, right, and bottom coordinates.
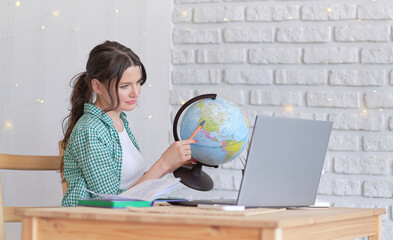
(0, 0, 171, 239)
(170, 0, 393, 238)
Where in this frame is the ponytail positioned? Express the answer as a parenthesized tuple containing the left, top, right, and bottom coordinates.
(60, 72, 92, 176)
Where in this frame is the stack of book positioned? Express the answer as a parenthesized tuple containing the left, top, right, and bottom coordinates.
(77, 178, 187, 208)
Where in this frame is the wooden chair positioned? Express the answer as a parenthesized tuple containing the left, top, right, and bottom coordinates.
(0, 142, 67, 240)
(58, 141, 69, 196)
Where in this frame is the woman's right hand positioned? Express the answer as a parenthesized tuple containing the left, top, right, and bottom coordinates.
(131, 139, 197, 187)
(158, 139, 197, 174)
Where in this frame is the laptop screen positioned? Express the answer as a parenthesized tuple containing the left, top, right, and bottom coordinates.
(237, 116, 332, 208)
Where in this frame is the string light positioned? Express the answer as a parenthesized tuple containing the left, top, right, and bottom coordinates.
(327, 98, 332, 102)
(288, 16, 293, 20)
(148, 84, 152, 87)
(223, 17, 229, 22)
(379, 108, 383, 112)
(15, 83, 19, 87)
(148, 115, 153, 119)
(284, 105, 293, 112)
(326, 7, 332, 13)
(5, 121, 12, 130)
(373, 90, 377, 93)
(15, 1, 20, 7)
(52, 10, 60, 17)
(41, 25, 46, 30)
(360, 106, 369, 116)
(114, 9, 119, 13)
(36, 98, 45, 103)
(182, 10, 189, 17)
(180, 101, 185, 105)
(357, 19, 362, 22)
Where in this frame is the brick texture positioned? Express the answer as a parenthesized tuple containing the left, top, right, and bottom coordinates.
(171, 1, 393, 236)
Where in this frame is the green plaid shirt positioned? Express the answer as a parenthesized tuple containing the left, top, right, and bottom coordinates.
(61, 103, 140, 207)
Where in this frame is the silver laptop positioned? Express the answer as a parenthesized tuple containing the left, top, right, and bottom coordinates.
(176, 115, 332, 208)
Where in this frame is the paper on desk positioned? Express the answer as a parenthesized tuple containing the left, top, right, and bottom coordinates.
(86, 178, 184, 202)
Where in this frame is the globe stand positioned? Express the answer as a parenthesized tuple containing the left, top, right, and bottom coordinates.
(173, 163, 214, 191)
(172, 94, 218, 191)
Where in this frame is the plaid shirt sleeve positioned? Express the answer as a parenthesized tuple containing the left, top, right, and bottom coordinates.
(61, 124, 122, 207)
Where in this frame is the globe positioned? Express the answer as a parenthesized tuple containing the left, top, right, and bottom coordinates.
(179, 97, 250, 166)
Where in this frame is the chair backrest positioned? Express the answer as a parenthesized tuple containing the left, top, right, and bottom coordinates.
(0, 145, 66, 240)
(58, 141, 69, 196)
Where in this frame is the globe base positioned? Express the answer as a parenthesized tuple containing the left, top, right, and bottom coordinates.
(173, 163, 214, 191)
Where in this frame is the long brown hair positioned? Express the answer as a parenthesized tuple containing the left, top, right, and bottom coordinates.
(60, 41, 147, 177)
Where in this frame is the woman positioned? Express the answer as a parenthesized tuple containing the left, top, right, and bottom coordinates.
(61, 41, 195, 207)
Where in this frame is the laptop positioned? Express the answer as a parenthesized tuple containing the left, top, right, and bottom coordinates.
(174, 115, 332, 208)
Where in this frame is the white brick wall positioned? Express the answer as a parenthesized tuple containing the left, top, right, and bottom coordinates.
(335, 24, 390, 42)
(249, 48, 301, 64)
(171, 0, 393, 237)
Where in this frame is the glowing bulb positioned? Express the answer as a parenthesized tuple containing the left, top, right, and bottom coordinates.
(36, 98, 45, 103)
(15, 83, 19, 87)
(148, 84, 152, 87)
(5, 121, 12, 130)
(373, 90, 377, 93)
(379, 108, 383, 112)
(373, 156, 377, 158)
(114, 9, 119, 13)
(182, 10, 189, 17)
(223, 17, 229, 22)
(288, 16, 293, 20)
(368, 146, 372, 149)
(326, 7, 332, 13)
(15, 1, 20, 7)
(180, 101, 185, 105)
(357, 19, 362, 22)
(363, 109, 368, 114)
(148, 115, 152, 119)
(52, 10, 60, 17)
(41, 25, 46, 30)
(73, 27, 79, 32)
(327, 98, 332, 102)
(284, 105, 293, 112)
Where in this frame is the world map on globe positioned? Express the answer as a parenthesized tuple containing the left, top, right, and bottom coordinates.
(180, 97, 250, 166)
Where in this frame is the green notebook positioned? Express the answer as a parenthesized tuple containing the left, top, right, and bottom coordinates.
(78, 198, 152, 208)
(78, 197, 188, 208)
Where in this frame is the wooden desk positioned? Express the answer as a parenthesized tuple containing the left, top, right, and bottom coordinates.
(16, 207, 385, 240)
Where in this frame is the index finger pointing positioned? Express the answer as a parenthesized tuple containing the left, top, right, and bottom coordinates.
(180, 139, 198, 145)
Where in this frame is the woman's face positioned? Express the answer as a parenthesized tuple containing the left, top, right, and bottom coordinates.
(115, 66, 142, 112)
(97, 66, 142, 112)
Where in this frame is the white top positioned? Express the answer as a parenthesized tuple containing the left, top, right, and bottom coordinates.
(118, 130, 145, 189)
